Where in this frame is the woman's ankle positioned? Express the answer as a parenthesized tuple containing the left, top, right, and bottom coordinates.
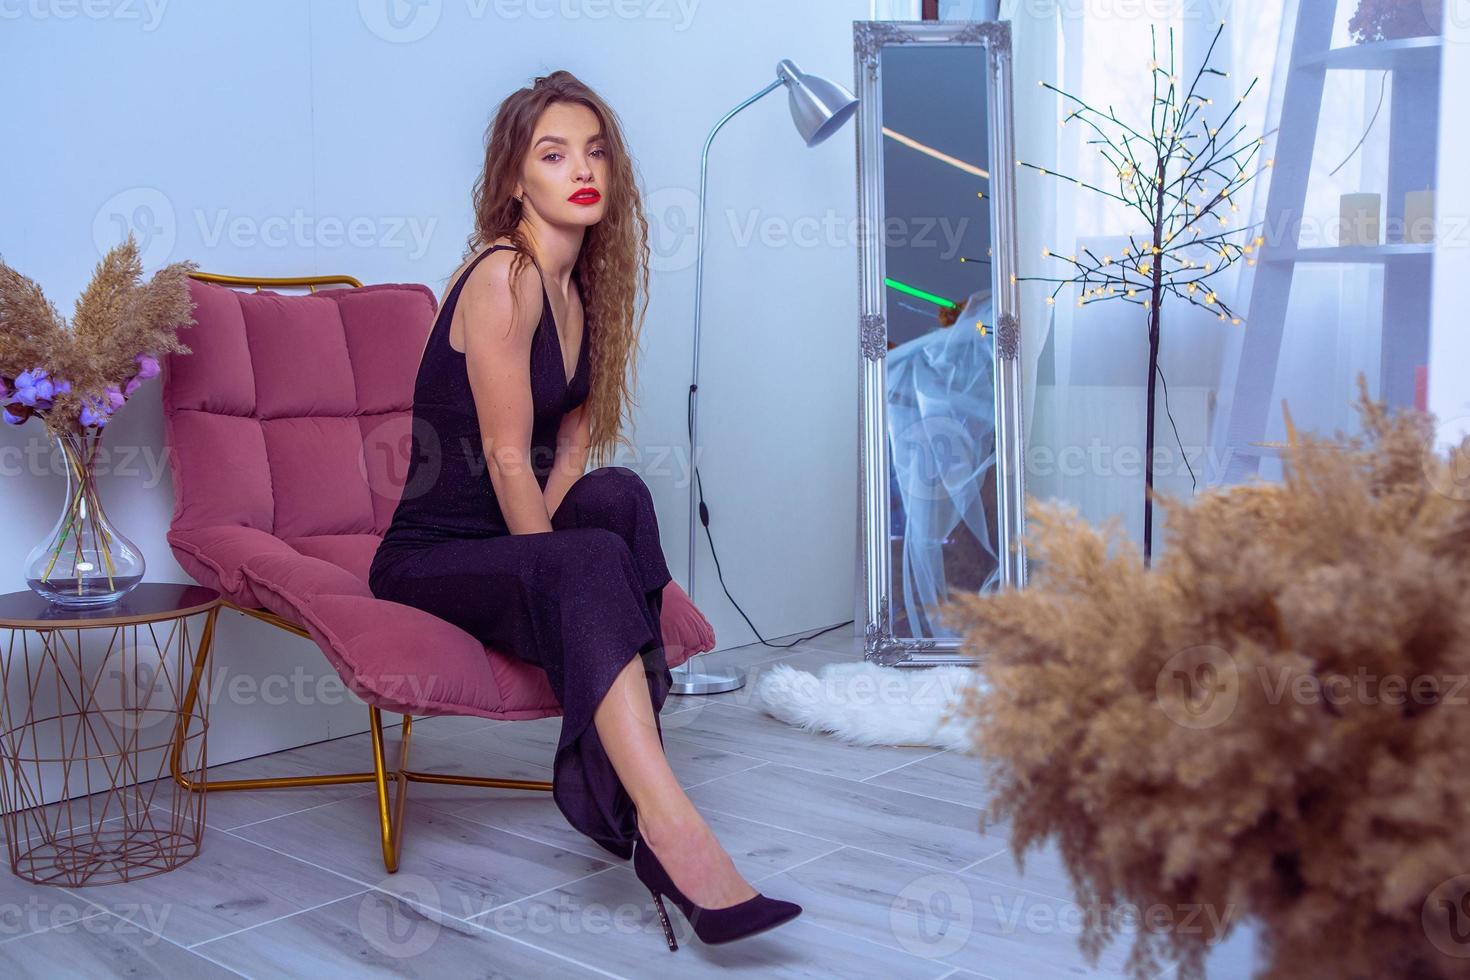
(636, 804, 704, 850)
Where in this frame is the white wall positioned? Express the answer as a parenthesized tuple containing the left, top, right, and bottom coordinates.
(0, 0, 866, 763)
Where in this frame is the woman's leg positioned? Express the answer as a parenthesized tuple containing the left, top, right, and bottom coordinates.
(558, 466, 753, 906)
(593, 655, 758, 909)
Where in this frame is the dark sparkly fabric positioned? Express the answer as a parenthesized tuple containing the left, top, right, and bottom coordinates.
(368, 244, 674, 860)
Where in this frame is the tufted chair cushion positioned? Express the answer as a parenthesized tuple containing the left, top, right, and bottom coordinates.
(163, 277, 693, 722)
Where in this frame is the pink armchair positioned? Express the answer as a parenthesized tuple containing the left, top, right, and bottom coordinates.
(162, 270, 696, 872)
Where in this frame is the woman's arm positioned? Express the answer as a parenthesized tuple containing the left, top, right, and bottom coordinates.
(543, 402, 591, 520)
(461, 253, 553, 535)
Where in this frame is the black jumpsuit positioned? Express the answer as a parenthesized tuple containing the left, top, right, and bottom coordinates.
(368, 244, 674, 860)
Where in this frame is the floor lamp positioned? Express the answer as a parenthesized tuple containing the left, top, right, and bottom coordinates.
(674, 59, 860, 696)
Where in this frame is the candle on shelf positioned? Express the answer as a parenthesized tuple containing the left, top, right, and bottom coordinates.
(1405, 189, 1436, 245)
(1340, 193, 1381, 246)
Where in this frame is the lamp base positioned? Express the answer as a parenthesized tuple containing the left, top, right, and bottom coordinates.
(669, 664, 745, 695)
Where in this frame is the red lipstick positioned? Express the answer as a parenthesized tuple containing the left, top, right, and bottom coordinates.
(568, 188, 601, 205)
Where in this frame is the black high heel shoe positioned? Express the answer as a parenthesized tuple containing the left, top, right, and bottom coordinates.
(632, 835, 802, 950)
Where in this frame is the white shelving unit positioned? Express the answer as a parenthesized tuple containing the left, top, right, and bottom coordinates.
(1215, 0, 1442, 483)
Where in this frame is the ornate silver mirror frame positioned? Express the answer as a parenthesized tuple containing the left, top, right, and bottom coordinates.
(854, 19, 1027, 668)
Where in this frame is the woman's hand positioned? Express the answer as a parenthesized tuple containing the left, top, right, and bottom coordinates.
(543, 403, 591, 520)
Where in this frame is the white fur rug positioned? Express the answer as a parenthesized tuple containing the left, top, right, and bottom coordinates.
(752, 661, 986, 754)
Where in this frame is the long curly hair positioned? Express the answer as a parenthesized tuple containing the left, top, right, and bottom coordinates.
(464, 69, 651, 467)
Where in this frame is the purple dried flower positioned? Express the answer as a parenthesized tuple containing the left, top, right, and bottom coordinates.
(134, 354, 160, 380)
(13, 369, 53, 407)
(123, 376, 142, 397)
(79, 400, 109, 428)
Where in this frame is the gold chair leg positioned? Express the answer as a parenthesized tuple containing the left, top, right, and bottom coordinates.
(368, 706, 411, 872)
(166, 606, 555, 873)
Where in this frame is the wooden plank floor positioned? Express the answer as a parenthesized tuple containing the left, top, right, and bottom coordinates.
(0, 624, 1258, 978)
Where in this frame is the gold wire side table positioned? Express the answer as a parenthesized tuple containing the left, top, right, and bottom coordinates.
(0, 583, 221, 886)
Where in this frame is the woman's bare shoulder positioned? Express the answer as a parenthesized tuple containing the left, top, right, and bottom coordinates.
(458, 245, 543, 344)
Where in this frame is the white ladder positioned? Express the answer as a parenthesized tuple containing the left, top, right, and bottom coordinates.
(1214, 0, 1442, 484)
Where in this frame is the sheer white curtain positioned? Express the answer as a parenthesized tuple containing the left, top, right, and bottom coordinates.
(1005, 0, 1386, 550)
(870, 0, 920, 18)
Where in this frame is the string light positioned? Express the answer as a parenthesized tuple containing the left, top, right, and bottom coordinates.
(1022, 33, 1259, 356)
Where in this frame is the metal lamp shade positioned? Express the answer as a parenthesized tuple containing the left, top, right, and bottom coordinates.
(777, 58, 860, 147)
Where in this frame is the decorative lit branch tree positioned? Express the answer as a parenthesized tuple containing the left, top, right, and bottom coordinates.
(1017, 22, 1274, 563)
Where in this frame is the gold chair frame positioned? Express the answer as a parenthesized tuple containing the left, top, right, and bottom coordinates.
(171, 272, 554, 874)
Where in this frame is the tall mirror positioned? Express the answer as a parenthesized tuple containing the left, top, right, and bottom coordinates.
(853, 20, 1026, 667)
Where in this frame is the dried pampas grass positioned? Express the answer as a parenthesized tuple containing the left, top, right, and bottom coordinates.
(0, 233, 196, 438)
(946, 378, 1470, 980)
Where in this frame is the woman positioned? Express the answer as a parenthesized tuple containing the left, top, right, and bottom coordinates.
(367, 70, 801, 950)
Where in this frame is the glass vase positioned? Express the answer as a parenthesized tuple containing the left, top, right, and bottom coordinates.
(24, 431, 145, 608)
